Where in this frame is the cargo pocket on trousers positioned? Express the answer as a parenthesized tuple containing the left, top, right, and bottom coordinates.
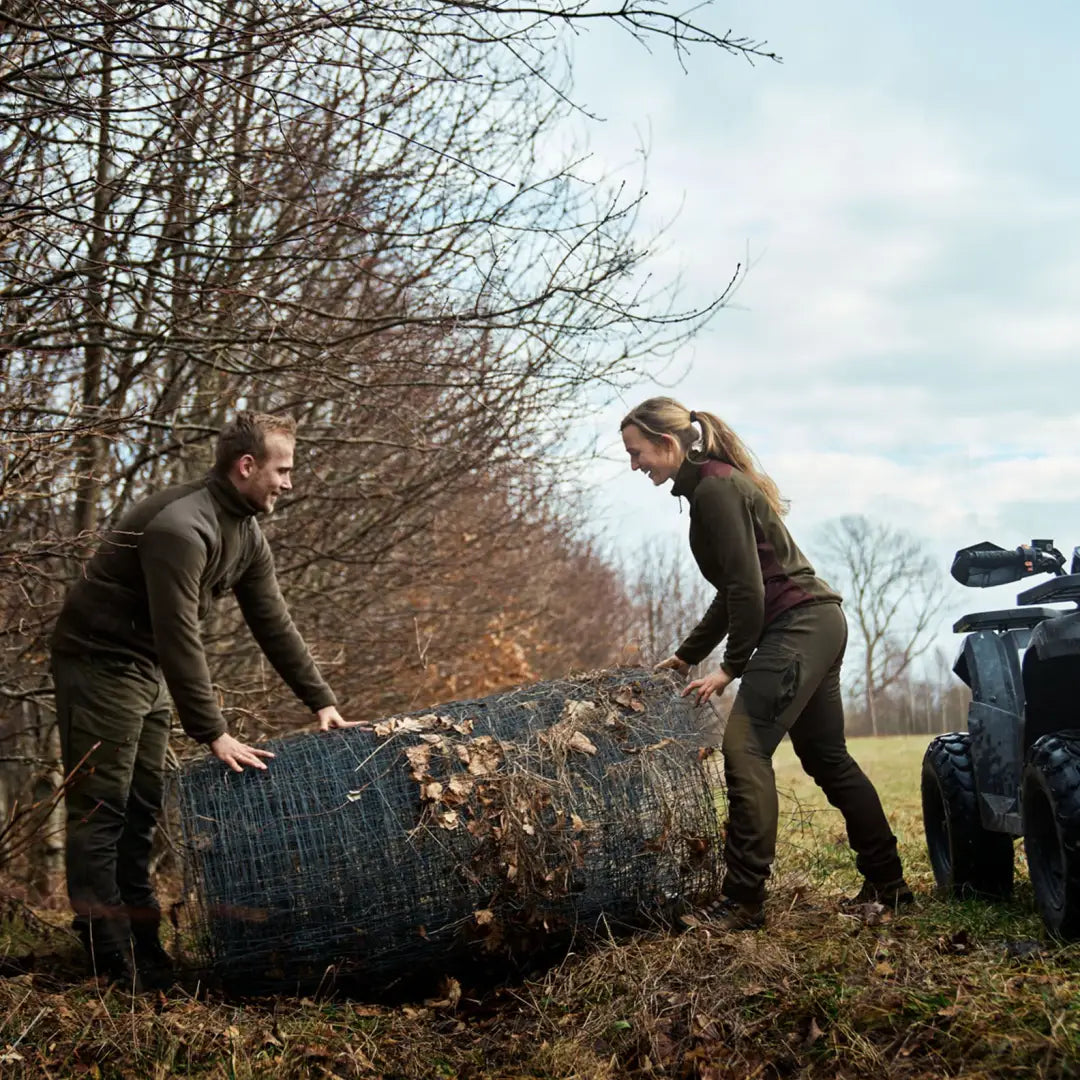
(738, 649, 801, 723)
(66, 703, 139, 777)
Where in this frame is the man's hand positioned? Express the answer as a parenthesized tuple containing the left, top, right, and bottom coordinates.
(682, 667, 734, 705)
(209, 732, 275, 773)
(314, 705, 365, 732)
(654, 655, 690, 675)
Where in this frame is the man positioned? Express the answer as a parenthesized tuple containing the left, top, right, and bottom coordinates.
(51, 412, 356, 988)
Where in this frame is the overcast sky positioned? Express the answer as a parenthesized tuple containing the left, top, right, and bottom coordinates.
(566, 0, 1080, 661)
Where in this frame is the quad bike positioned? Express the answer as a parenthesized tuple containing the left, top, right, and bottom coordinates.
(922, 539, 1080, 936)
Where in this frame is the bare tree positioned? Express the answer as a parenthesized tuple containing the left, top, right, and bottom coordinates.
(0, 0, 773, 724)
(1, 2, 780, 891)
(622, 537, 714, 667)
(817, 515, 947, 736)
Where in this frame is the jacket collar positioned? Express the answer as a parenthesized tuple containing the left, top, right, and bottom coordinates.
(671, 456, 703, 500)
(206, 470, 258, 519)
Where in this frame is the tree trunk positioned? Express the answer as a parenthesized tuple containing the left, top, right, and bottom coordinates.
(73, 39, 113, 539)
(865, 655, 877, 736)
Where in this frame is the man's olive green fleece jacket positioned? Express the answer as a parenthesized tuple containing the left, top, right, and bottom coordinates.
(51, 471, 336, 744)
(672, 457, 841, 677)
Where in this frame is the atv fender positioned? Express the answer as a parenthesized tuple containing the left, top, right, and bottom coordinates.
(954, 629, 1025, 834)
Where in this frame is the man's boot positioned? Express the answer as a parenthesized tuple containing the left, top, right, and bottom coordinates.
(77, 917, 144, 991)
(131, 923, 175, 990)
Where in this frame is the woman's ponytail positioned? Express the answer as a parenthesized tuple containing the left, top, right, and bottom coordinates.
(621, 397, 788, 516)
(692, 410, 788, 516)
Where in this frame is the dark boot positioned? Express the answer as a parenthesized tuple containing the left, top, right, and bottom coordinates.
(841, 877, 914, 910)
(680, 895, 765, 931)
(131, 924, 174, 990)
(77, 915, 141, 988)
(92, 947, 145, 992)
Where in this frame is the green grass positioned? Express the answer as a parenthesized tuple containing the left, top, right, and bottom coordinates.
(774, 733, 939, 891)
(4, 734, 1080, 1078)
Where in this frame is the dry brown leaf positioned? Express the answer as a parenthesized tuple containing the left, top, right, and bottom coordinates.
(378, 716, 430, 737)
(421, 781, 444, 802)
(448, 775, 473, 797)
(405, 744, 432, 780)
(691, 1012, 720, 1039)
(452, 718, 475, 734)
(567, 731, 598, 756)
(613, 686, 646, 712)
(469, 754, 499, 776)
(456, 737, 501, 776)
(570, 813, 586, 831)
(474, 908, 495, 925)
(562, 699, 599, 724)
(424, 977, 463, 1010)
(436, 809, 460, 830)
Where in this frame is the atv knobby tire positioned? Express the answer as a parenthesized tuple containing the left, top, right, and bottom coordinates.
(1022, 733, 1080, 939)
(922, 732, 1014, 899)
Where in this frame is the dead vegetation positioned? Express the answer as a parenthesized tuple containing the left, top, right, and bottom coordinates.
(4, 735, 1080, 1078)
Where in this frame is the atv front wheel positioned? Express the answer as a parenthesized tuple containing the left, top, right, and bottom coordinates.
(922, 732, 1014, 899)
(1023, 733, 1080, 938)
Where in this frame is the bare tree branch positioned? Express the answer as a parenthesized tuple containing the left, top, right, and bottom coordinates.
(817, 515, 947, 736)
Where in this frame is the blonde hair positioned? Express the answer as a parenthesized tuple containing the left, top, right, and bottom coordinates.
(620, 396, 788, 516)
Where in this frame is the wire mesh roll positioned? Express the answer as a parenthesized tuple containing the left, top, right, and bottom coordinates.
(177, 668, 722, 994)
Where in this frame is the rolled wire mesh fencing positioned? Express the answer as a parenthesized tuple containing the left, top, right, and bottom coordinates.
(176, 668, 724, 995)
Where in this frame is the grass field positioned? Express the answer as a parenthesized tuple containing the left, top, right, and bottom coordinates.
(774, 733, 942, 897)
(3, 734, 1080, 1079)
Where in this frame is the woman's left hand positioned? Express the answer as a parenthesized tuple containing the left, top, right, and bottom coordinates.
(682, 668, 734, 705)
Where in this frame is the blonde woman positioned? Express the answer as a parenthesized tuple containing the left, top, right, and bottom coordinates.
(621, 397, 910, 929)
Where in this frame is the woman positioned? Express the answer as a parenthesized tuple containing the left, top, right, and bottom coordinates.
(621, 397, 910, 930)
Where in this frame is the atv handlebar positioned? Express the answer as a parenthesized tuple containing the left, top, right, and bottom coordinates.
(951, 540, 1066, 588)
(962, 548, 1025, 570)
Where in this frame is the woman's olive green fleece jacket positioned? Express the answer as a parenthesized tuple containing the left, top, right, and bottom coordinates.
(672, 457, 842, 677)
(51, 471, 336, 744)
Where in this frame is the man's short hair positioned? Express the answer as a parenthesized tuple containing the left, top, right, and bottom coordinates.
(215, 412, 297, 473)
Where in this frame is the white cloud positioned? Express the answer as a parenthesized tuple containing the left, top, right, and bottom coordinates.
(567, 10, 1080, 678)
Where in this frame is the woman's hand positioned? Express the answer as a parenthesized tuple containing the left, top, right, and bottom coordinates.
(682, 667, 734, 705)
(654, 655, 690, 675)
